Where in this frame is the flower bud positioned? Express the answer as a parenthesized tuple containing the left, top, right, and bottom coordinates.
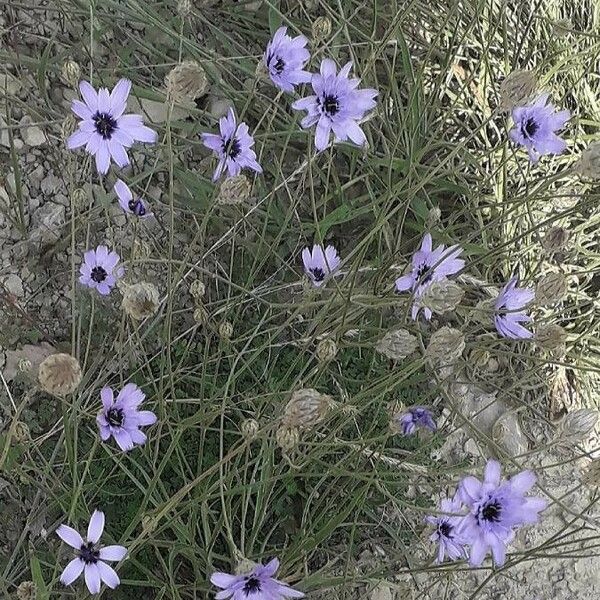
(535, 272, 567, 305)
(282, 388, 333, 430)
(578, 142, 600, 179)
(582, 459, 600, 487)
(542, 226, 569, 253)
(193, 306, 208, 325)
(61, 114, 77, 141)
(217, 174, 252, 205)
(425, 207, 442, 229)
(71, 187, 88, 211)
(419, 280, 464, 314)
(165, 61, 208, 106)
(469, 347, 500, 373)
(219, 320, 234, 340)
(132, 238, 152, 259)
(121, 282, 160, 321)
(426, 326, 465, 365)
(189, 279, 206, 300)
(375, 328, 417, 360)
(18, 358, 32, 373)
(13, 421, 30, 443)
(177, 0, 192, 18)
(240, 418, 259, 441)
(16, 581, 36, 600)
(61, 59, 81, 88)
(312, 16, 332, 42)
(276, 425, 300, 452)
(492, 412, 528, 457)
(499, 70, 537, 111)
(38, 353, 82, 396)
(141, 515, 157, 534)
(558, 408, 599, 442)
(535, 323, 567, 350)
(316, 338, 337, 362)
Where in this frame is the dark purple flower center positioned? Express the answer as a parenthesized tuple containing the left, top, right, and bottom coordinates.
(128, 198, 147, 216)
(242, 576, 262, 595)
(91, 266, 107, 283)
(522, 117, 539, 139)
(438, 521, 453, 538)
(269, 54, 286, 75)
(93, 112, 117, 139)
(415, 263, 434, 285)
(320, 94, 340, 116)
(223, 136, 241, 160)
(310, 267, 325, 282)
(480, 499, 502, 523)
(79, 541, 100, 564)
(107, 407, 125, 427)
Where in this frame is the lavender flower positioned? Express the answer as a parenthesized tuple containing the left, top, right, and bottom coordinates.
(79, 245, 123, 296)
(292, 59, 377, 151)
(210, 558, 304, 599)
(458, 460, 547, 567)
(302, 244, 340, 287)
(494, 277, 534, 339)
(394, 234, 464, 320)
(425, 495, 468, 563)
(57, 510, 127, 594)
(395, 406, 437, 436)
(509, 93, 570, 163)
(114, 179, 151, 218)
(201, 108, 262, 181)
(97, 383, 157, 452)
(264, 27, 311, 93)
(67, 79, 157, 175)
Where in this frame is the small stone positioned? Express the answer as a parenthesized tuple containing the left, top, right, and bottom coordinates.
(20, 115, 46, 146)
(2, 273, 24, 297)
(29, 203, 65, 247)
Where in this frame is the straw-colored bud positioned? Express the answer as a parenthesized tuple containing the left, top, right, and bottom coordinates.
(235, 558, 259, 575)
(499, 70, 537, 111)
(193, 306, 208, 325)
(419, 280, 464, 314)
(61, 114, 77, 141)
(492, 412, 528, 457)
(217, 175, 252, 205)
(132, 238, 152, 259)
(71, 187, 88, 211)
(542, 226, 569, 253)
(38, 353, 81, 396)
(376, 328, 417, 360)
(535, 272, 567, 305)
(18, 358, 32, 373)
(426, 326, 465, 365)
(316, 338, 337, 362)
(276, 425, 300, 452)
(240, 418, 259, 440)
(578, 142, 600, 179)
(469, 347, 500, 373)
(165, 61, 208, 106)
(121, 282, 160, 321)
(219, 321, 234, 340)
(13, 421, 30, 444)
(558, 409, 599, 442)
(189, 279, 206, 300)
(312, 16, 332, 41)
(141, 515, 157, 534)
(282, 388, 333, 430)
(16, 581, 36, 600)
(535, 323, 567, 350)
(61, 60, 81, 88)
(425, 207, 442, 229)
(582, 459, 600, 487)
(177, 0, 192, 18)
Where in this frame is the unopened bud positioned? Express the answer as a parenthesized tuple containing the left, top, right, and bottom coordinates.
(558, 409, 598, 442)
(62, 114, 77, 141)
(426, 326, 465, 365)
(121, 282, 160, 321)
(316, 338, 337, 362)
(376, 328, 418, 360)
(177, 0, 192, 18)
(240, 418, 259, 440)
(469, 347, 500, 373)
(419, 280, 464, 314)
(276, 425, 300, 452)
(71, 187, 88, 211)
(425, 207, 442, 229)
(499, 70, 537, 111)
(218, 321, 234, 340)
(38, 353, 82, 397)
(535, 323, 567, 350)
(165, 61, 208, 106)
(282, 388, 332, 430)
(217, 175, 252, 205)
(13, 421, 30, 443)
(16, 581, 36, 600)
(535, 272, 567, 305)
(193, 306, 208, 325)
(189, 279, 206, 300)
(312, 16, 332, 42)
(542, 226, 569, 254)
(18, 358, 32, 373)
(492, 412, 528, 457)
(61, 60, 81, 88)
(578, 142, 600, 179)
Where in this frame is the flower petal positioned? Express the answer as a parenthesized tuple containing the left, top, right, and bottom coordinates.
(97, 560, 120, 589)
(84, 563, 102, 595)
(56, 524, 84, 549)
(99, 545, 128, 561)
(87, 510, 105, 543)
(60, 558, 85, 586)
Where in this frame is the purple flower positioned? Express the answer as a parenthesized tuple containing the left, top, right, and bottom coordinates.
(509, 93, 570, 163)
(302, 244, 340, 287)
(210, 558, 304, 600)
(395, 406, 437, 436)
(201, 108, 262, 181)
(264, 26, 311, 93)
(494, 277, 534, 339)
(425, 495, 469, 563)
(97, 383, 157, 452)
(458, 460, 547, 567)
(67, 79, 158, 175)
(394, 233, 464, 320)
(57, 510, 127, 594)
(79, 245, 124, 296)
(114, 179, 151, 218)
(292, 59, 377, 151)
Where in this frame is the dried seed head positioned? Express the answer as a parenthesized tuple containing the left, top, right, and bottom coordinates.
(165, 61, 208, 106)
(61, 114, 77, 141)
(499, 70, 537, 111)
(312, 16, 332, 42)
(132, 238, 152, 259)
(193, 306, 208, 325)
(535, 272, 568, 305)
(558, 408, 599, 442)
(217, 174, 252, 205)
(375, 328, 418, 360)
(582, 459, 600, 487)
(240, 418, 259, 441)
(535, 323, 567, 350)
(16, 581, 36, 600)
(61, 59, 81, 88)
(189, 279, 206, 300)
(425, 207, 442, 229)
(141, 515, 157, 534)
(492, 412, 528, 457)
(71, 187, 88, 211)
(316, 338, 338, 362)
(419, 280, 464, 314)
(38, 353, 82, 396)
(282, 388, 333, 430)
(218, 321, 234, 340)
(578, 142, 600, 179)
(177, 0, 192, 18)
(542, 226, 569, 253)
(18, 358, 32, 373)
(121, 282, 160, 321)
(469, 347, 500, 373)
(13, 421, 30, 443)
(426, 326, 465, 365)
(276, 425, 300, 452)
